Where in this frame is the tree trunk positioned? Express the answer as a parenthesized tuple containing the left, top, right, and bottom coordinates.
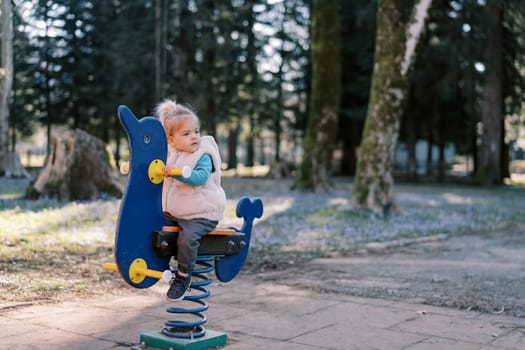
(0, 0, 24, 178)
(258, 137, 266, 166)
(273, 12, 285, 164)
(245, 4, 257, 168)
(0, 152, 30, 178)
(426, 130, 433, 177)
(437, 112, 445, 182)
(353, 0, 433, 214)
(227, 123, 239, 169)
(273, 113, 281, 163)
(27, 129, 124, 201)
(500, 115, 509, 179)
(245, 114, 255, 167)
(292, 0, 341, 192)
(154, 0, 166, 102)
(406, 112, 418, 181)
(204, 1, 217, 136)
(476, 3, 502, 185)
(339, 119, 362, 176)
(266, 161, 291, 179)
(43, 1, 52, 157)
(471, 123, 478, 176)
(0, 0, 12, 157)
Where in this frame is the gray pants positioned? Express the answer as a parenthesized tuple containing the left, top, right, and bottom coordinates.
(163, 212, 218, 274)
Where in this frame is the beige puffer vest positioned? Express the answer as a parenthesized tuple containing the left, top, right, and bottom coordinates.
(162, 136, 226, 221)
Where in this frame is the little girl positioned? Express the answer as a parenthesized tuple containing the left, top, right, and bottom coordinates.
(156, 99, 226, 301)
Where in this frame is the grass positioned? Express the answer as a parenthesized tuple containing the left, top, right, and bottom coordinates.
(1, 176, 525, 305)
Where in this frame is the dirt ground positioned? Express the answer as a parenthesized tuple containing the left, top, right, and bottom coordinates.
(257, 223, 525, 319)
(2, 176, 524, 320)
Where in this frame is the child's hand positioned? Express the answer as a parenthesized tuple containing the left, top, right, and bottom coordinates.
(162, 165, 192, 178)
(163, 166, 172, 177)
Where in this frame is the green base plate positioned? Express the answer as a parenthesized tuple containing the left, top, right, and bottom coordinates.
(138, 329, 227, 350)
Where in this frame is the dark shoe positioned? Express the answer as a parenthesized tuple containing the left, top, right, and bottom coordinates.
(166, 271, 191, 302)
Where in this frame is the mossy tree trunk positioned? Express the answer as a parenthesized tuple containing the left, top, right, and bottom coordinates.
(293, 0, 341, 192)
(353, 0, 433, 214)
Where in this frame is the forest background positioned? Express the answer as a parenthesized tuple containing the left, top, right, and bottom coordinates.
(0, 0, 525, 206)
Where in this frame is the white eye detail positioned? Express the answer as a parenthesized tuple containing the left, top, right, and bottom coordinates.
(144, 135, 151, 144)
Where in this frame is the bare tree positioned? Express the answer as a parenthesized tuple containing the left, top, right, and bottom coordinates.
(353, 0, 433, 214)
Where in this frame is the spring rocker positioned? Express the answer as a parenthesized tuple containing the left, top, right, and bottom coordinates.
(103, 105, 263, 349)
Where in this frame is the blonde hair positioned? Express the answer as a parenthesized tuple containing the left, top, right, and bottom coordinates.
(155, 99, 199, 135)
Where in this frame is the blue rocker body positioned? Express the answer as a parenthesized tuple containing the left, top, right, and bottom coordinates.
(110, 105, 263, 289)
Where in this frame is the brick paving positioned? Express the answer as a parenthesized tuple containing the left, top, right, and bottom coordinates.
(1, 276, 524, 349)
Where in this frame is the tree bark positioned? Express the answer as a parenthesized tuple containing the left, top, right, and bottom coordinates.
(0, 0, 25, 178)
(245, 4, 257, 168)
(246, 114, 255, 167)
(203, 0, 217, 136)
(339, 120, 362, 176)
(227, 123, 239, 169)
(27, 129, 124, 201)
(154, 0, 166, 102)
(405, 111, 418, 181)
(476, 3, 503, 185)
(0, 0, 13, 156)
(437, 112, 445, 182)
(293, 0, 341, 192)
(353, 0, 433, 214)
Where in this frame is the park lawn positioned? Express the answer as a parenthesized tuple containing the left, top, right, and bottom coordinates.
(0, 198, 119, 304)
(1, 177, 525, 305)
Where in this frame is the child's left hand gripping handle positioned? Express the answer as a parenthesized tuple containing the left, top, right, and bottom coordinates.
(164, 165, 192, 178)
(120, 159, 191, 180)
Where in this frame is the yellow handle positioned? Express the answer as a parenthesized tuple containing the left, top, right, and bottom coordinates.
(119, 160, 183, 178)
(121, 159, 191, 184)
(148, 159, 191, 184)
(119, 162, 129, 175)
(103, 262, 119, 272)
(103, 260, 165, 284)
(135, 267, 163, 280)
(167, 168, 184, 176)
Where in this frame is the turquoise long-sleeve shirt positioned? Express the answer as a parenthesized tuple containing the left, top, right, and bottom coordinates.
(173, 154, 213, 186)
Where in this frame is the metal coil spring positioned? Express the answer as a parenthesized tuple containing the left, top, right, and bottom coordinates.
(162, 256, 214, 339)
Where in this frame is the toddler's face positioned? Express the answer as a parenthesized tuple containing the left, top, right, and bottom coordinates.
(166, 118, 200, 153)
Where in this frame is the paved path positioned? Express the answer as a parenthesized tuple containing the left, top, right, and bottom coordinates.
(1, 277, 524, 349)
